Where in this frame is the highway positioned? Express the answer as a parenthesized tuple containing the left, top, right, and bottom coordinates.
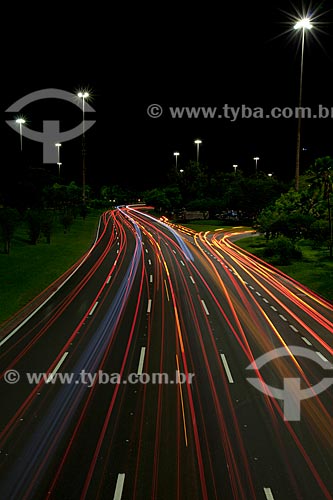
(0, 207, 332, 500)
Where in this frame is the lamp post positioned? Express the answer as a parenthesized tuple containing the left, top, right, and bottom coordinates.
(57, 162, 62, 176)
(194, 139, 202, 163)
(233, 164, 238, 174)
(253, 156, 260, 174)
(16, 118, 25, 151)
(294, 17, 313, 191)
(78, 91, 89, 204)
(173, 151, 180, 169)
(55, 143, 62, 175)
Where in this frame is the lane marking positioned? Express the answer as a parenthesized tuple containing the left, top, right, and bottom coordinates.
(256, 291, 261, 296)
(220, 354, 234, 383)
(180, 260, 185, 266)
(145, 249, 148, 253)
(263, 298, 269, 303)
(201, 299, 210, 316)
(301, 337, 312, 346)
(279, 314, 287, 322)
(164, 279, 170, 301)
(149, 274, 153, 283)
(189, 276, 195, 284)
(46, 352, 69, 383)
(147, 299, 152, 313)
(89, 301, 99, 316)
(249, 285, 254, 290)
(113, 473, 125, 500)
(263, 487, 275, 500)
(289, 325, 298, 332)
(148, 259, 152, 265)
(270, 306, 277, 312)
(137, 347, 146, 375)
(316, 351, 328, 362)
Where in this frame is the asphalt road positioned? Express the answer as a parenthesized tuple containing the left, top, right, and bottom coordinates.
(0, 207, 332, 500)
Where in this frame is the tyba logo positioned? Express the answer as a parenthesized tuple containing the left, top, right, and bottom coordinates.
(6, 89, 96, 163)
(246, 346, 333, 421)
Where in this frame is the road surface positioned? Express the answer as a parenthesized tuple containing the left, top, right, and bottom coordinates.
(1, 207, 332, 499)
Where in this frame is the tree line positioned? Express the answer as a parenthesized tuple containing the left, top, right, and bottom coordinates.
(1, 157, 331, 260)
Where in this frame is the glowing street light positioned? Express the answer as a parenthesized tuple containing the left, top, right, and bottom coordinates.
(55, 142, 61, 164)
(233, 164, 238, 174)
(55, 143, 62, 176)
(294, 18, 313, 31)
(173, 151, 180, 169)
(194, 139, 202, 163)
(16, 118, 26, 151)
(294, 16, 313, 191)
(253, 156, 260, 174)
(77, 91, 90, 204)
(78, 91, 89, 135)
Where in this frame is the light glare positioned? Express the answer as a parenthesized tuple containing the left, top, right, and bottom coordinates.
(294, 18, 313, 30)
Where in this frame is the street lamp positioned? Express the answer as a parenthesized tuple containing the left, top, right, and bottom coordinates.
(194, 139, 202, 163)
(233, 164, 238, 174)
(77, 91, 89, 204)
(55, 143, 62, 174)
(16, 118, 25, 151)
(253, 156, 260, 174)
(294, 16, 313, 191)
(173, 151, 180, 169)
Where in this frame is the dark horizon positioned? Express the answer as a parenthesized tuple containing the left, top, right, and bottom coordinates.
(2, 1, 333, 193)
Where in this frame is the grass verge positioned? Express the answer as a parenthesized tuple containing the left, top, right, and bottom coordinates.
(235, 235, 333, 302)
(0, 210, 102, 324)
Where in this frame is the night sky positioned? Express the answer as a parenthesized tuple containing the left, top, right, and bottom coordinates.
(2, 1, 333, 194)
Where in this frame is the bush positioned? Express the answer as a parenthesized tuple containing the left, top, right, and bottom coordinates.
(264, 236, 302, 265)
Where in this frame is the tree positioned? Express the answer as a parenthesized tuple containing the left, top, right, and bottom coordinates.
(143, 188, 171, 212)
(0, 208, 20, 254)
(41, 211, 54, 244)
(256, 193, 315, 242)
(308, 157, 333, 258)
(177, 161, 209, 204)
(26, 210, 42, 245)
